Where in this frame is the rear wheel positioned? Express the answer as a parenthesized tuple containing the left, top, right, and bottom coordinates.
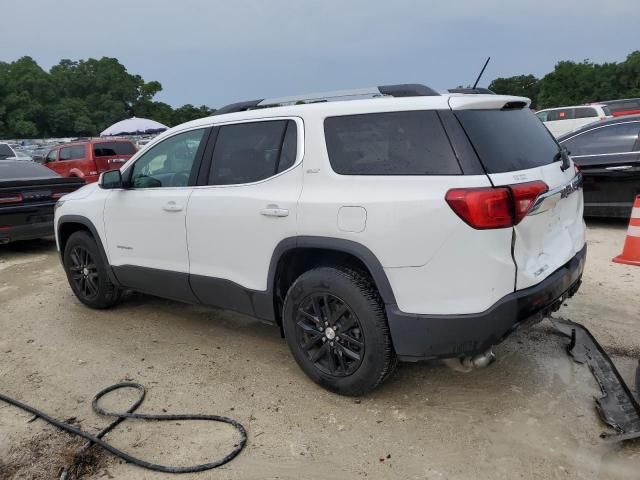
(282, 266, 397, 396)
(63, 231, 121, 309)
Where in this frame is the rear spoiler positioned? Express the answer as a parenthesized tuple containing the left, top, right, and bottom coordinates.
(448, 95, 531, 111)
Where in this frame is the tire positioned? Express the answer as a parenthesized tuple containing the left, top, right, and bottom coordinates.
(63, 231, 121, 309)
(282, 266, 397, 396)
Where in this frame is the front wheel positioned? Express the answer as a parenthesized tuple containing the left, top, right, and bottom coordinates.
(282, 266, 397, 396)
(63, 231, 121, 309)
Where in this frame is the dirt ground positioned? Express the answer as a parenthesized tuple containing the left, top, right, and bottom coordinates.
(0, 220, 639, 479)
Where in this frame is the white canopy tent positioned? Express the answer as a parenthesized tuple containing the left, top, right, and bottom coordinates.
(100, 117, 168, 136)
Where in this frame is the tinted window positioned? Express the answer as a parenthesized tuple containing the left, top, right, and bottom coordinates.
(209, 120, 297, 185)
(324, 111, 460, 175)
(278, 122, 298, 173)
(59, 145, 85, 161)
(561, 122, 640, 156)
(94, 142, 136, 157)
(0, 144, 14, 159)
(536, 111, 548, 122)
(130, 128, 205, 188)
(574, 107, 598, 119)
(546, 109, 574, 121)
(456, 108, 560, 173)
(606, 99, 640, 114)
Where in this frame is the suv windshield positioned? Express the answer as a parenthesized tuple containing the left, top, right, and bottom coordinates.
(456, 108, 560, 173)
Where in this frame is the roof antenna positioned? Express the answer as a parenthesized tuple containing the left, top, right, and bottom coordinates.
(472, 57, 491, 89)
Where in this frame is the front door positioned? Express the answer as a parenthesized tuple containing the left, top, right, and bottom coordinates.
(103, 127, 209, 301)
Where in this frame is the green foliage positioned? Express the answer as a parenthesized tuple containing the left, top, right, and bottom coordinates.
(489, 74, 540, 109)
(488, 51, 640, 110)
(0, 56, 216, 138)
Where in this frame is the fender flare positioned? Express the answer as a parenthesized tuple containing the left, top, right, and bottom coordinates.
(57, 214, 121, 286)
(266, 236, 397, 305)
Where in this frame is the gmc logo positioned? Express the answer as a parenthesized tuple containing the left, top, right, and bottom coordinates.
(560, 175, 583, 199)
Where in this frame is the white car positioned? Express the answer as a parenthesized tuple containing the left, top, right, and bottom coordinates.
(54, 84, 586, 395)
(536, 104, 612, 137)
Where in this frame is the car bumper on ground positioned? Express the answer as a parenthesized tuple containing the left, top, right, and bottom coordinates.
(386, 244, 587, 362)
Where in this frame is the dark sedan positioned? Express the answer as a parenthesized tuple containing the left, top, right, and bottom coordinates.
(0, 161, 85, 244)
(558, 115, 640, 218)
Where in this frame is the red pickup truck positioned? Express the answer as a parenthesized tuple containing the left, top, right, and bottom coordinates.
(44, 139, 137, 183)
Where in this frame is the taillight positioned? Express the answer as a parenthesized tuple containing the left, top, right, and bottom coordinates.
(446, 181, 548, 229)
(0, 193, 23, 204)
(510, 181, 548, 223)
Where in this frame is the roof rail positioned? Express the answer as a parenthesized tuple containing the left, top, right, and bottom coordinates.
(212, 83, 439, 116)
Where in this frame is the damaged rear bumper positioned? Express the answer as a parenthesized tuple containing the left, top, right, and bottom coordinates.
(386, 244, 587, 361)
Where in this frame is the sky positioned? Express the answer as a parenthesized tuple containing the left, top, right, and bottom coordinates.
(2, 0, 638, 108)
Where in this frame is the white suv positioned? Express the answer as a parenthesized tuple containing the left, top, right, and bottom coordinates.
(535, 104, 612, 137)
(55, 84, 586, 395)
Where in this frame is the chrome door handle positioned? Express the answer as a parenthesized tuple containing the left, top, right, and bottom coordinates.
(162, 201, 183, 212)
(260, 205, 289, 217)
(605, 165, 632, 171)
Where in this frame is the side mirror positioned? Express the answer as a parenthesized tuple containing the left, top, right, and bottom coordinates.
(99, 169, 123, 189)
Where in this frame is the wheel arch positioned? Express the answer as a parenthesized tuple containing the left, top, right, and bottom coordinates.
(57, 215, 120, 286)
(267, 237, 397, 325)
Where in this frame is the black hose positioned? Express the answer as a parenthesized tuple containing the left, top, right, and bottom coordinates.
(0, 382, 247, 474)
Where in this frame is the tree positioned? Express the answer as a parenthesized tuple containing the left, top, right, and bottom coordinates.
(489, 74, 540, 108)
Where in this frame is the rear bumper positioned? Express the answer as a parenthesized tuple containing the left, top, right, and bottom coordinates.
(0, 221, 53, 244)
(386, 244, 587, 361)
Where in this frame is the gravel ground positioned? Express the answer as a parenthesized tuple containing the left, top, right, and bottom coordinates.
(0, 220, 638, 479)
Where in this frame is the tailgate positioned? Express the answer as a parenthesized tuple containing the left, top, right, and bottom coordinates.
(454, 101, 586, 290)
(92, 141, 136, 173)
(487, 164, 585, 289)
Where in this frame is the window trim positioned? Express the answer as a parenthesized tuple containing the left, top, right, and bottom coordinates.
(195, 116, 305, 189)
(122, 126, 212, 189)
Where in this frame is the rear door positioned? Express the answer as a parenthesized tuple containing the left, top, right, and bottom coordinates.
(454, 102, 585, 290)
(186, 118, 303, 311)
(561, 121, 640, 214)
(92, 141, 137, 173)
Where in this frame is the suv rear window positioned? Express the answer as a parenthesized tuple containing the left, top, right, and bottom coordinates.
(94, 142, 136, 157)
(456, 108, 560, 173)
(574, 107, 598, 119)
(324, 111, 461, 175)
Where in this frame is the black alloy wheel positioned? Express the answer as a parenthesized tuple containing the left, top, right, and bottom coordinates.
(295, 293, 365, 376)
(68, 246, 99, 300)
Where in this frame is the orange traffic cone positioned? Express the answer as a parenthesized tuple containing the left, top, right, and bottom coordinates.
(613, 195, 640, 266)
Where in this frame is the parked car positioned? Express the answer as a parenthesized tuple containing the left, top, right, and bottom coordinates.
(43, 139, 137, 183)
(0, 161, 85, 244)
(55, 84, 586, 395)
(536, 105, 612, 137)
(600, 98, 640, 117)
(558, 115, 640, 218)
(0, 142, 18, 160)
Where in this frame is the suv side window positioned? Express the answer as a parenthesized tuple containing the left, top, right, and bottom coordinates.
(208, 120, 297, 185)
(46, 150, 58, 163)
(574, 107, 598, 119)
(130, 128, 206, 188)
(59, 145, 85, 161)
(563, 123, 640, 156)
(546, 109, 574, 121)
(324, 110, 460, 175)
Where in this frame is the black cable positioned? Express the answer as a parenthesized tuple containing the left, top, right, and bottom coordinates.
(0, 382, 247, 474)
